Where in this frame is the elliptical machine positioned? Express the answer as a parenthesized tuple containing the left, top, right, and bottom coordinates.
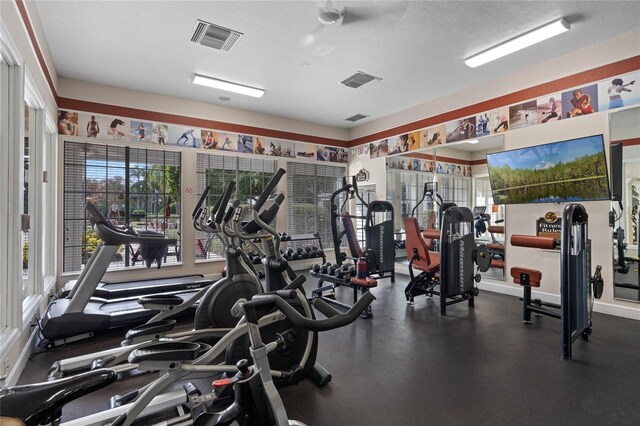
(49, 170, 329, 389)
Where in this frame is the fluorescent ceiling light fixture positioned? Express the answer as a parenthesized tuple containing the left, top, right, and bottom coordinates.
(465, 18, 570, 68)
(192, 74, 264, 98)
(467, 139, 480, 144)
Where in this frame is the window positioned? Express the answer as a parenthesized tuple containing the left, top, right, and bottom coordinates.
(22, 103, 34, 300)
(0, 56, 10, 332)
(195, 153, 276, 261)
(287, 162, 345, 249)
(41, 130, 57, 281)
(63, 141, 181, 273)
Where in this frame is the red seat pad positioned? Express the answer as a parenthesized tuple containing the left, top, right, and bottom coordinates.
(510, 267, 542, 287)
(404, 217, 439, 273)
(350, 277, 378, 287)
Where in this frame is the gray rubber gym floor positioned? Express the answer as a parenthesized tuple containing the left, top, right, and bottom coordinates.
(17, 273, 640, 425)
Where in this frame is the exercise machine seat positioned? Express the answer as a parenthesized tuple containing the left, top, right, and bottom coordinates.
(510, 267, 542, 287)
(341, 212, 363, 258)
(404, 217, 440, 273)
(350, 277, 378, 288)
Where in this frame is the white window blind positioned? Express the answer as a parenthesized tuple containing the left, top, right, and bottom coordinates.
(63, 141, 182, 273)
(287, 162, 345, 249)
(195, 153, 276, 261)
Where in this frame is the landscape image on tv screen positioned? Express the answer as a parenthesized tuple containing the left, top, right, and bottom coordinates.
(486, 134, 610, 204)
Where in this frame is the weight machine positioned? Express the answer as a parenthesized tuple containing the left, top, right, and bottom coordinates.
(330, 176, 395, 282)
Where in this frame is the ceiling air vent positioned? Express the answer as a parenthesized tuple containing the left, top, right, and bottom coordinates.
(190, 20, 243, 52)
(339, 71, 381, 89)
(345, 113, 369, 122)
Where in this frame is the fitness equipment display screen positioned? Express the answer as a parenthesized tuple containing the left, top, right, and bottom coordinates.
(486, 134, 610, 205)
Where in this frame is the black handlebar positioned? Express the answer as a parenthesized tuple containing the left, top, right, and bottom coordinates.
(224, 200, 241, 224)
(215, 181, 236, 224)
(192, 186, 211, 220)
(254, 168, 286, 212)
(244, 292, 375, 332)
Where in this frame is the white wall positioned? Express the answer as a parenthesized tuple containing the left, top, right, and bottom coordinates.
(500, 115, 638, 318)
(348, 29, 640, 141)
(58, 78, 349, 142)
(0, 0, 59, 386)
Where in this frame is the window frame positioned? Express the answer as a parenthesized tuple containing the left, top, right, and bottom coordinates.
(61, 139, 183, 274)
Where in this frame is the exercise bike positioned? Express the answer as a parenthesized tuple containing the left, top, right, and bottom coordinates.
(1, 292, 375, 426)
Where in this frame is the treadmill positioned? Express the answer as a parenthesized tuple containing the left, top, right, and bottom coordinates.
(39, 202, 210, 345)
(57, 275, 211, 301)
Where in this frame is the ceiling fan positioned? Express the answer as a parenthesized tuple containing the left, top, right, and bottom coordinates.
(302, 1, 409, 46)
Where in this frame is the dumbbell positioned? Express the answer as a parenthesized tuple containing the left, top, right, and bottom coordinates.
(328, 264, 339, 275)
(316, 249, 324, 258)
(282, 252, 291, 261)
(297, 248, 309, 259)
(320, 262, 331, 274)
(311, 264, 321, 273)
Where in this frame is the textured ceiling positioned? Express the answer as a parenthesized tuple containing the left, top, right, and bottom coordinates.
(34, 1, 640, 129)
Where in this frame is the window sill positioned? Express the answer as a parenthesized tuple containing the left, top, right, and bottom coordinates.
(195, 258, 224, 264)
(22, 294, 43, 328)
(43, 276, 56, 296)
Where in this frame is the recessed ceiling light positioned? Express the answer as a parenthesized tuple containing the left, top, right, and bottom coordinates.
(219, 96, 231, 101)
(467, 139, 480, 144)
(192, 74, 264, 98)
(465, 18, 570, 68)
(300, 63, 311, 68)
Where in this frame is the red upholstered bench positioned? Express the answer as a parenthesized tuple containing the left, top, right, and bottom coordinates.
(350, 277, 378, 288)
(510, 267, 541, 287)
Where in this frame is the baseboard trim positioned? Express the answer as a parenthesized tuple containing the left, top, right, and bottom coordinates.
(397, 272, 640, 321)
(5, 326, 39, 387)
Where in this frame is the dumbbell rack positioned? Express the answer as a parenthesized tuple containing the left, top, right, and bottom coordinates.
(281, 233, 327, 265)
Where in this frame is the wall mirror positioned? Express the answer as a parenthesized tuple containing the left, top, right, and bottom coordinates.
(384, 133, 506, 281)
(610, 106, 640, 302)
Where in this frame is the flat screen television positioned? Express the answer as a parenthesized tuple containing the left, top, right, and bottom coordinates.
(486, 134, 610, 205)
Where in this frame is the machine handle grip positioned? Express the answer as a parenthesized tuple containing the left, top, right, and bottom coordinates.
(312, 298, 340, 318)
(192, 186, 211, 219)
(254, 168, 286, 212)
(246, 292, 375, 332)
(510, 234, 558, 250)
(222, 205, 236, 224)
(214, 181, 236, 224)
